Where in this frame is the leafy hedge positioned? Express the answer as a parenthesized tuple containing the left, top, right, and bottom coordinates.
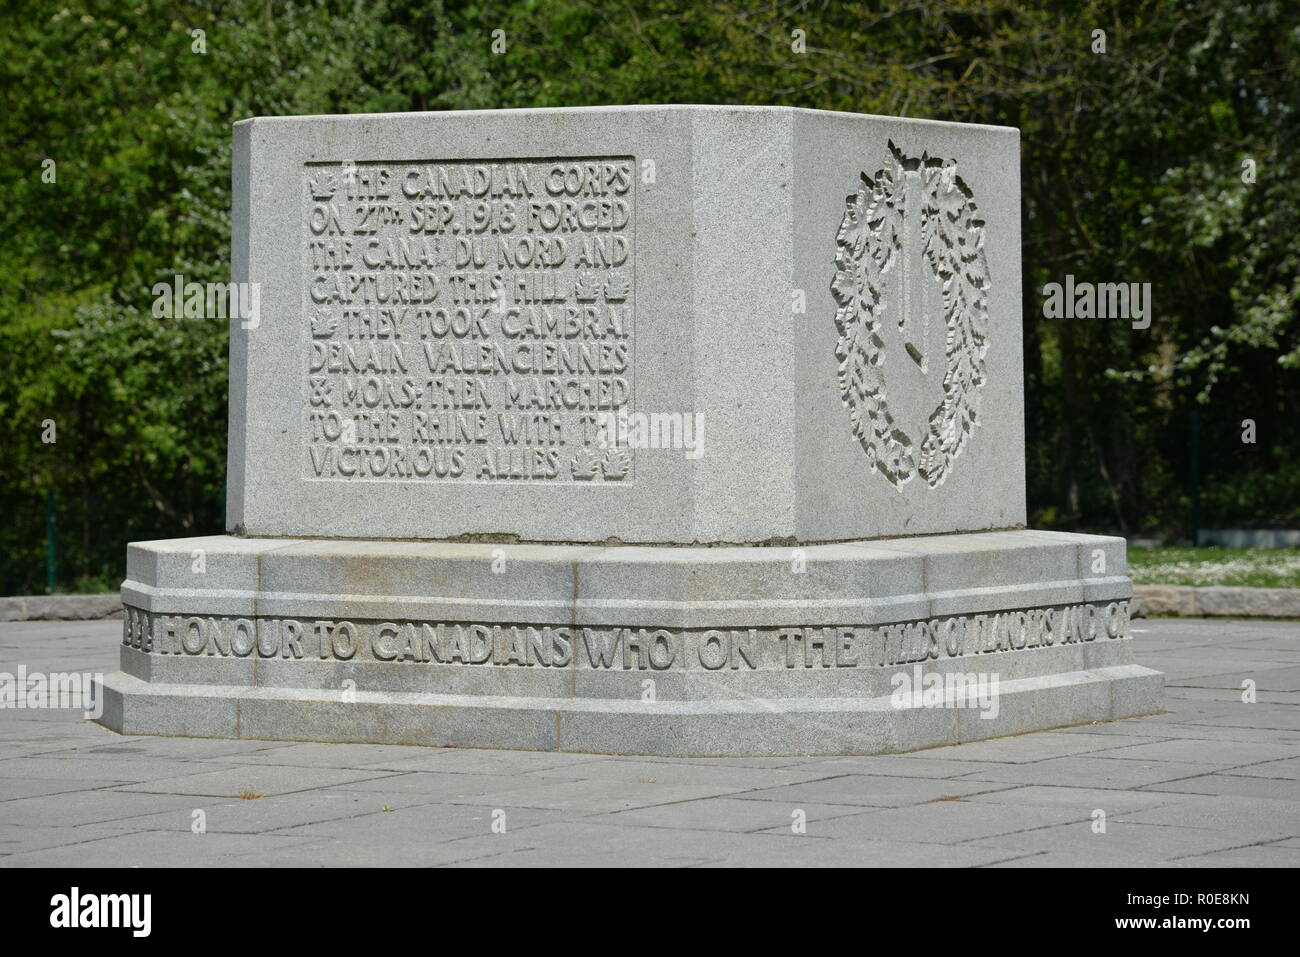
(2, 1, 1296, 592)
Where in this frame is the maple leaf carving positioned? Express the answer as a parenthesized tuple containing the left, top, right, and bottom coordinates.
(310, 308, 337, 338)
(570, 447, 600, 480)
(573, 272, 602, 301)
(308, 170, 337, 200)
(603, 271, 630, 302)
(601, 447, 631, 480)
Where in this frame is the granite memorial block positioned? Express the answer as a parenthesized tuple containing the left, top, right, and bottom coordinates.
(97, 106, 1163, 755)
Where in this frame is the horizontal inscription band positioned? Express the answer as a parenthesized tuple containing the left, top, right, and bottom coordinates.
(122, 601, 1130, 672)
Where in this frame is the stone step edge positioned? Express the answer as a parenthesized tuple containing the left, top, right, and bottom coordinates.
(1132, 585, 1300, 618)
(0, 594, 124, 622)
(95, 664, 1164, 756)
(12, 586, 1300, 622)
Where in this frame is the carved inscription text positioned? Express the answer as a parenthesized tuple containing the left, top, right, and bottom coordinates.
(304, 158, 635, 482)
(124, 601, 1130, 669)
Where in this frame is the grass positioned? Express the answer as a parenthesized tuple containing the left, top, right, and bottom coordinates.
(1127, 546, 1300, 588)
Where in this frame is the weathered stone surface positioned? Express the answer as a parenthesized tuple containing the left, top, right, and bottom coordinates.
(1193, 586, 1300, 618)
(227, 105, 1023, 544)
(0, 594, 123, 621)
(1133, 584, 1300, 618)
(97, 105, 1161, 755)
(1135, 585, 1199, 617)
(96, 530, 1162, 755)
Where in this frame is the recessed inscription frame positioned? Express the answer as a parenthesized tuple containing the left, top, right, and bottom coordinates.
(300, 155, 638, 488)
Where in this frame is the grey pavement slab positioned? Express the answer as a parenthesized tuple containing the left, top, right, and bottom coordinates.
(0, 617, 1296, 865)
(109, 764, 404, 798)
(1141, 773, 1300, 801)
(584, 797, 871, 834)
(959, 784, 1197, 814)
(1215, 756, 1300, 779)
(265, 802, 569, 845)
(967, 821, 1266, 865)
(1178, 842, 1300, 866)
(0, 821, 145, 857)
(0, 778, 140, 801)
(732, 774, 1013, 808)
(954, 755, 1215, 789)
(757, 799, 1090, 844)
(1058, 719, 1300, 744)
(889, 730, 1164, 764)
(1085, 739, 1300, 767)
(426, 777, 752, 813)
(104, 788, 464, 835)
(519, 758, 836, 789)
(1113, 794, 1300, 840)
(0, 830, 318, 868)
(779, 754, 1012, 778)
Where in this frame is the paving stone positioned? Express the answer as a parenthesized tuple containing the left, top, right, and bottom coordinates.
(1061, 720, 1300, 745)
(1114, 794, 1300, 840)
(436, 777, 753, 813)
(898, 731, 1159, 764)
(0, 777, 136, 801)
(982, 850, 1197, 868)
(952, 784, 1196, 814)
(520, 758, 835, 789)
(0, 789, 220, 828)
(0, 830, 317, 867)
(0, 821, 150, 857)
(763, 799, 1091, 845)
(104, 788, 458, 835)
(266, 802, 569, 846)
(1081, 739, 1300, 768)
(1218, 756, 1300, 779)
(956, 755, 1215, 789)
(0, 754, 222, 784)
(448, 823, 1024, 868)
(1139, 773, 1300, 801)
(0, 617, 1295, 866)
(333, 770, 571, 801)
(780, 754, 1008, 778)
(1177, 843, 1300, 866)
(694, 838, 1028, 867)
(354, 748, 623, 775)
(967, 821, 1258, 864)
(110, 764, 404, 798)
(734, 774, 1011, 808)
(585, 797, 870, 834)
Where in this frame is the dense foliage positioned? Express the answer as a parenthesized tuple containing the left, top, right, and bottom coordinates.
(2, 0, 1296, 592)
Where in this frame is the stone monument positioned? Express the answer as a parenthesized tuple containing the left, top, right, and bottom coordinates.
(97, 106, 1163, 755)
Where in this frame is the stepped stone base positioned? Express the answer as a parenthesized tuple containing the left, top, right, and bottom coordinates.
(95, 530, 1164, 756)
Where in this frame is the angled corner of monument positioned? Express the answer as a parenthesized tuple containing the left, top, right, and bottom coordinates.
(96, 106, 1162, 756)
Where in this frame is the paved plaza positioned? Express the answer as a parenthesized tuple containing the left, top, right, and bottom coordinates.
(1, 618, 1296, 867)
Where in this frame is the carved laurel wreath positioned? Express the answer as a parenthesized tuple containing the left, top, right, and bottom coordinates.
(830, 140, 990, 490)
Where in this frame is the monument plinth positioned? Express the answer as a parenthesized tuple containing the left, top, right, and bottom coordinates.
(97, 106, 1162, 755)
